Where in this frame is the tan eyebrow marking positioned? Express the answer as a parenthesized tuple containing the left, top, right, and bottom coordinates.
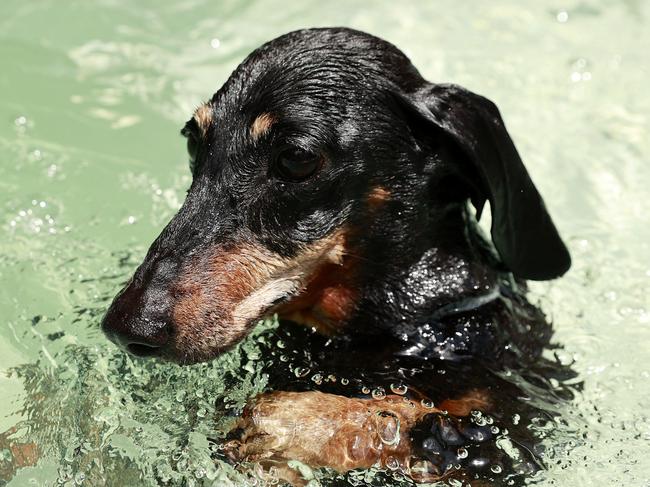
(193, 104, 213, 136)
(250, 112, 277, 140)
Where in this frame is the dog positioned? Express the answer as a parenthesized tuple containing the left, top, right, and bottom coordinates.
(101, 27, 571, 485)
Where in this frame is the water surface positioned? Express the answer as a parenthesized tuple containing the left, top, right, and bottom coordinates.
(1, 1, 649, 485)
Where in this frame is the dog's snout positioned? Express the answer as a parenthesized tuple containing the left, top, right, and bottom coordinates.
(101, 269, 174, 358)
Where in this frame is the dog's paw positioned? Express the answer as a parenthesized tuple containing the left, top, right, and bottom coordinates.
(222, 389, 492, 484)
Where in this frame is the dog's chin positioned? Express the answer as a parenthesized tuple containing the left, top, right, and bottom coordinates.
(161, 342, 236, 366)
(161, 315, 272, 366)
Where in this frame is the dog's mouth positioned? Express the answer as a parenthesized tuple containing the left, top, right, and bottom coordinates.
(127, 343, 163, 358)
(159, 228, 356, 364)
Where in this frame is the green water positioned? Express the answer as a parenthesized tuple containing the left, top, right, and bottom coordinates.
(1, 1, 649, 485)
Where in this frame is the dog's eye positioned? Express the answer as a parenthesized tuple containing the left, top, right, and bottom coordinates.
(274, 147, 322, 182)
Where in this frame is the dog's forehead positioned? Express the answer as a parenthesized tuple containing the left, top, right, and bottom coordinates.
(211, 29, 420, 110)
(189, 29, 425, 155)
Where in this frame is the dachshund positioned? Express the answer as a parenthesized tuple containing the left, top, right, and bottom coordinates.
(101, 27, 571, 485)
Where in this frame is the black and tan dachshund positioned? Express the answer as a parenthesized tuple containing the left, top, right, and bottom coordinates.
(102, 27, 571, 485)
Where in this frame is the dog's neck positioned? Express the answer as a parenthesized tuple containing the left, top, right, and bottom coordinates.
(351, 202, 504, 333)
(276, 203, 505, 337)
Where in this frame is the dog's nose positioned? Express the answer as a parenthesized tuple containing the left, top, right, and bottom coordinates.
(101, 277, 173, 358)
(103, 316, 171, 358)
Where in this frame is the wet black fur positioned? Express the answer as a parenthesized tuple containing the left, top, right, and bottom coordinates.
(182, 28, 567, 352)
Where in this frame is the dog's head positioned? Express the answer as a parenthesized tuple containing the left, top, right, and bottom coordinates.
(101, 28, 570, 364)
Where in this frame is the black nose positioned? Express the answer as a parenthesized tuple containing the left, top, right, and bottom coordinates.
(103, 317, 171, 358)
(101, 279, 173, 358)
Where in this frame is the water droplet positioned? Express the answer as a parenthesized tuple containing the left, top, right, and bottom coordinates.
(371, 387, 386, 400)
(512, 414, 520, 425)
(491, 464, 503, 474)
(361, 386, 370, 395)
(420, 399, 435, 408)
(340, 378, 349, 385)
(294, 366, 310, 378)
(457, 447, 468, 459)
(210, 38, 221, 49)
(385, 456, 399, 470)
(556, 10, 569, 23)
(311, 373, 323, 385)
(390, 383, 407, 395)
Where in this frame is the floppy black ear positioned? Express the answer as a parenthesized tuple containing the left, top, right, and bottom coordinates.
(402, 83, 570, 280)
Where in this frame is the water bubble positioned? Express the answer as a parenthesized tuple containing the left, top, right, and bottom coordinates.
(210, 38, 221, 49)
(385, 456, 399, 470)
(512, 414, 520, 425)
(491, 464, 503, 474)
(457, 447, 468, 459)
(311, 373, 323, 385)
(556, 10, 569, 22)
(294, 366, 310, 378)
(361, 386, 370, 395)
(420, 399, 435, 408)
(390, 383, 407, 395)
(340, 377, 349, 385)
(570, 71, 592, 82)
(326, 374, 336, 382)
(371, 387, 386, 400)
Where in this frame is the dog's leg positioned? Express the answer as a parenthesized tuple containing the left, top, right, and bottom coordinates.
(223, 389, 492, 484)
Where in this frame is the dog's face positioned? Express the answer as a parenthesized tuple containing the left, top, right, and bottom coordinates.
(102, 28, 570, 364)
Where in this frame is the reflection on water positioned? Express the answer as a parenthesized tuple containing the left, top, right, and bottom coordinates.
(1, 1, 649, 486)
